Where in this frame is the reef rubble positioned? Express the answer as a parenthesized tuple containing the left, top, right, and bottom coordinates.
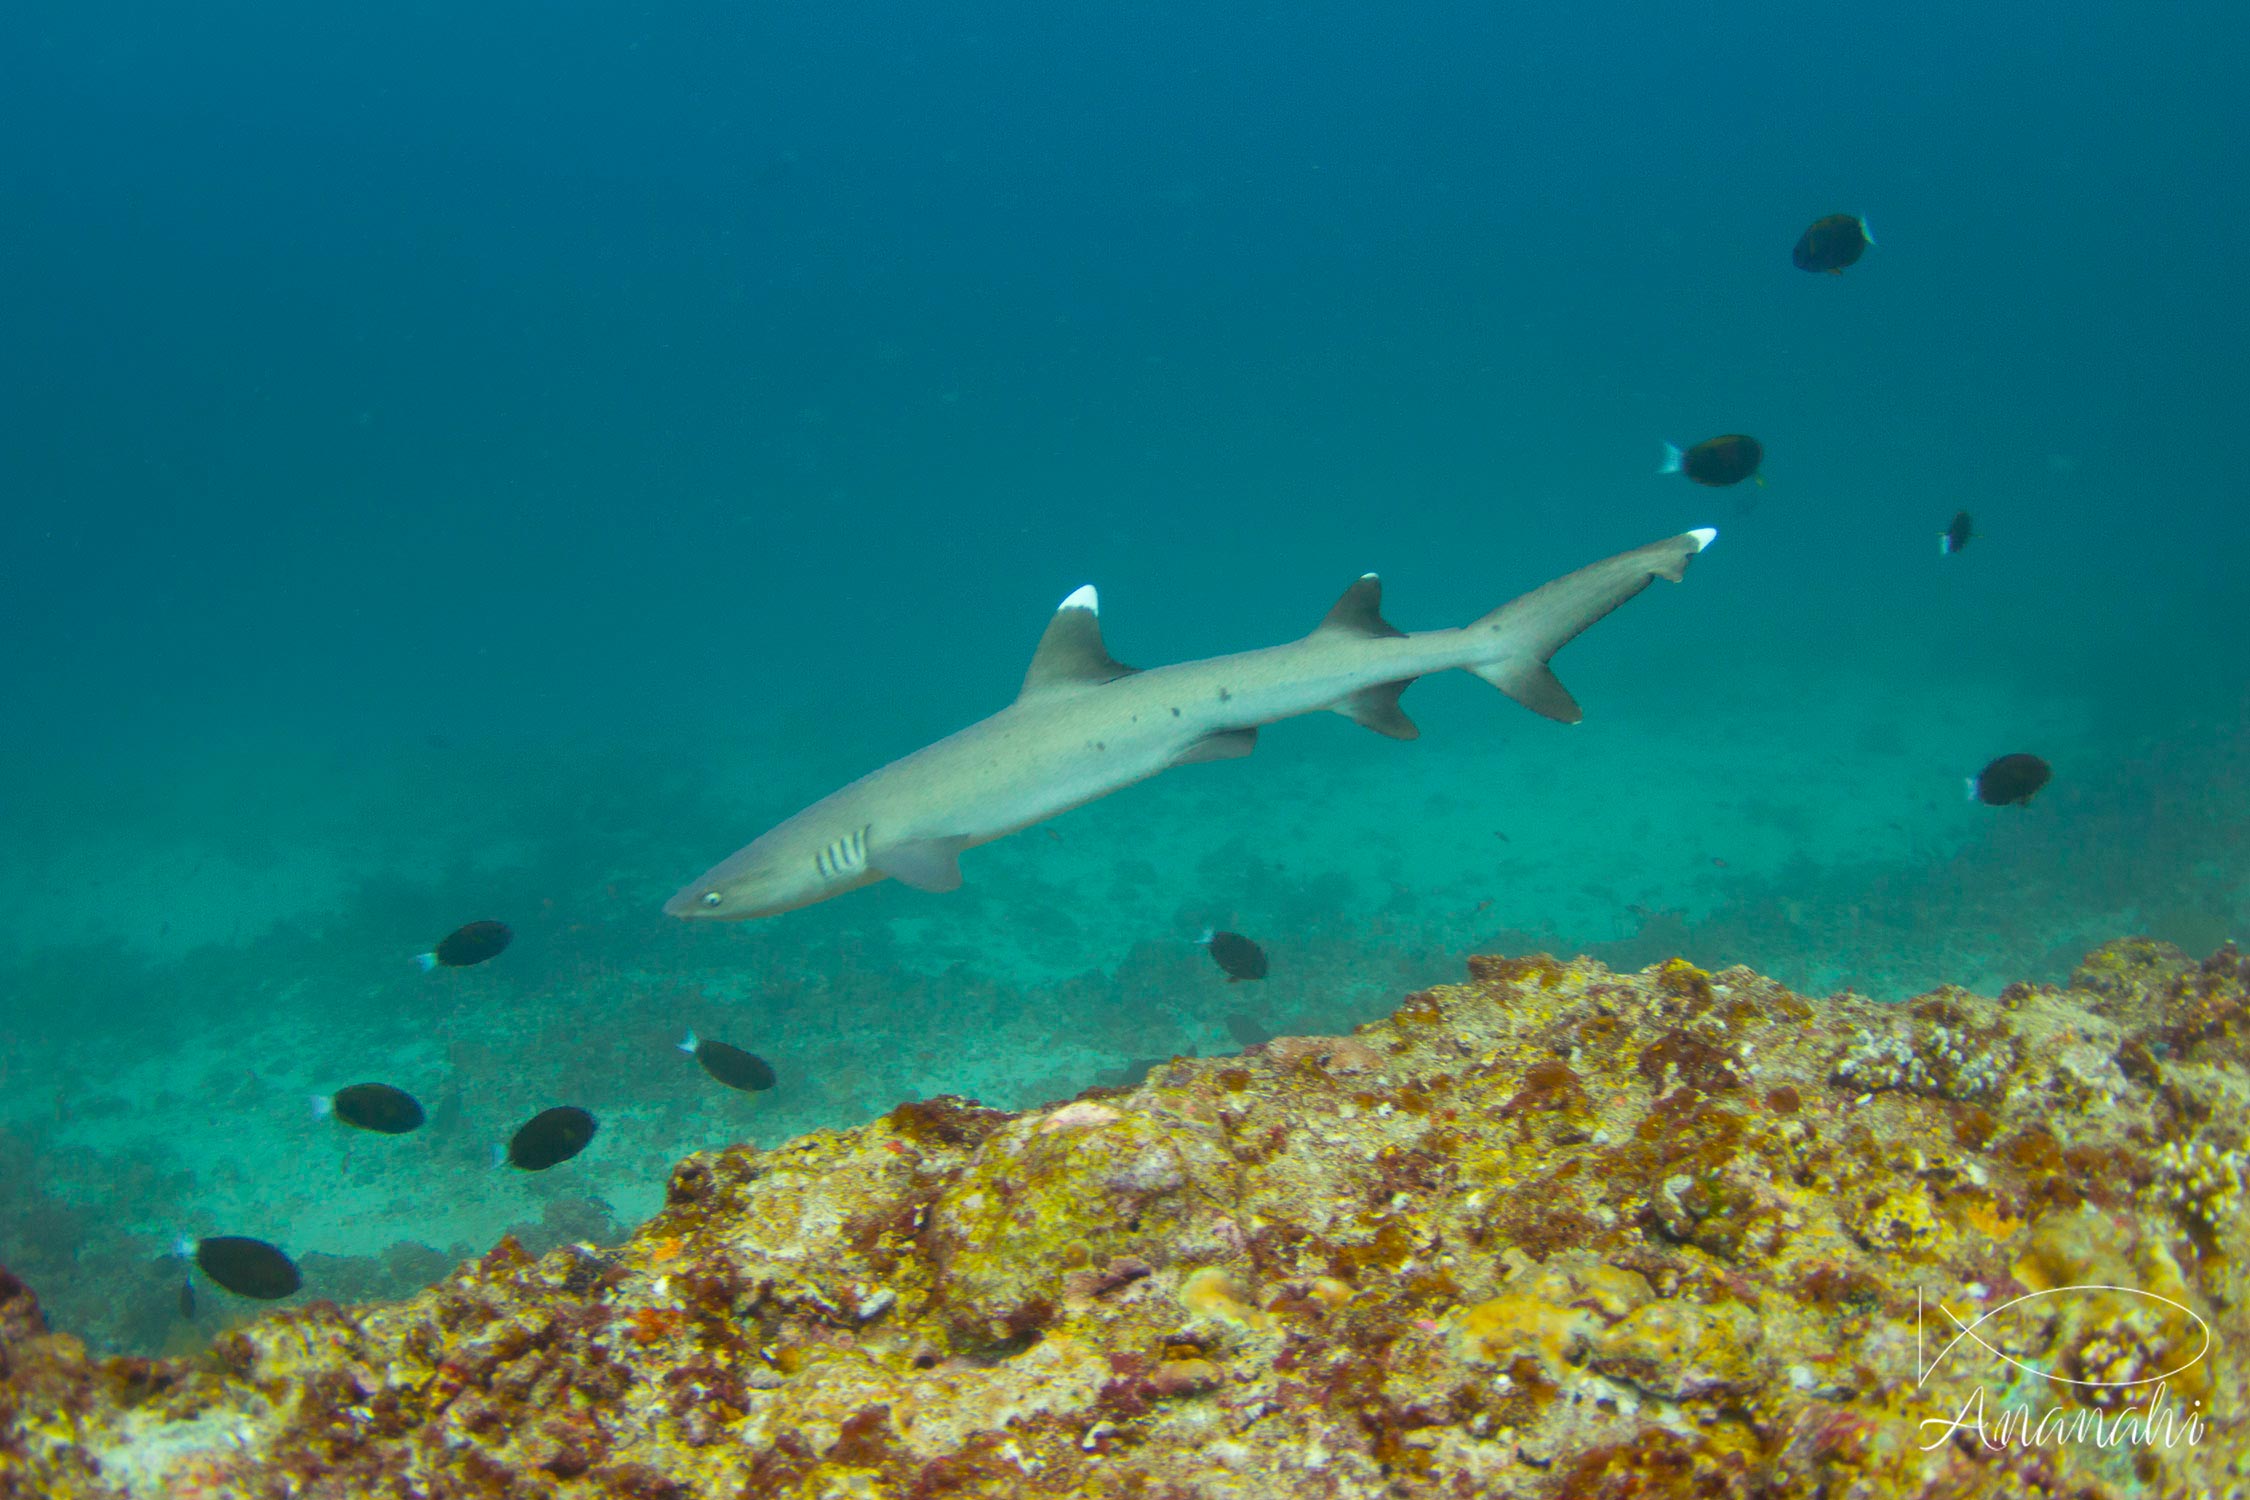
(5, 939, 2248, 1499)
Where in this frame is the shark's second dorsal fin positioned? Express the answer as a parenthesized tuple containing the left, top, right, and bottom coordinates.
(1316, 574, 1406, 639)
(1019, 585, 1138, 700)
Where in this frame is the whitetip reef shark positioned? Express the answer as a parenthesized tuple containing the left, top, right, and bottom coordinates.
(666, 527, 1716, 921)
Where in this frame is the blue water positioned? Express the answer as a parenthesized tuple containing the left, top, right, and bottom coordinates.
(2, 0, 2245, 1351)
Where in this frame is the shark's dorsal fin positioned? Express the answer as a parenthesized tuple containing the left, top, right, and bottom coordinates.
(1019, 585, 1138, 700)
(1316, 574, 1406, 639)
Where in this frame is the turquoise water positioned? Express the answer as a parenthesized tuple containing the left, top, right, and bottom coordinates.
(2, 1, 2244, 1352)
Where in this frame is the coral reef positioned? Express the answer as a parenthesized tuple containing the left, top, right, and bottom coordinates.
(4, 938, 2248, 1498)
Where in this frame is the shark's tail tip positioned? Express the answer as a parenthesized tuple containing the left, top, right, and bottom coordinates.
(1687, 527, 1718, 551)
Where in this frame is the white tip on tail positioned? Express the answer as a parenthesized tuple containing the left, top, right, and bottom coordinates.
(1359, 571, 1379, 581)
(677, 1030, 699, 1055)
(174, 1235, 196, 1259)
(1687, 527, 1718, 551)
(310, 1095, 332, 1120)
(1059, 584, 1098, 614)
(413, 951, 438, 973)
(1860, 217, 1876, 247)
(1658, 442, 1685, 476)
(1941, 532, 1951, 555)
(1964, 777, 1979, 801)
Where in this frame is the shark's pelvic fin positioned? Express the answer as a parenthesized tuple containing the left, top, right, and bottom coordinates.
(1316, 573, 1406, 639)
(872, 836, 969, 893)
(1019, 585, 1138, 700)
(1333, 678, 1420, 739)
(1172, 728, 1258, 765)
(1466, 529, 1714, 724)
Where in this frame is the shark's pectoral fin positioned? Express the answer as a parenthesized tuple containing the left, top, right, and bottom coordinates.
(1171, 728, 1258, 766)
(1333, 678, 1420, 739)
(1472, 660, 1583, 723)
(872, 837, 969, 893)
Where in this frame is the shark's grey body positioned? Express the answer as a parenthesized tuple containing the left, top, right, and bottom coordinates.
(666, 528, 1715, 920)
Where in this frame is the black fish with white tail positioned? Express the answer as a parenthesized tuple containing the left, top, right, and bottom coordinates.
(678, 1031, 778, 1092)
(1660, 436, 1762, 487)
(668, 530, 1717, 922)
(1204, 930, 1269, 982)
(507, 1105, 597, 1170)
(315, 1083, 425, 1135)
(1970, 754, 2051, 807)
(418, 920, 511, 971)
(1942, 511, 1973, 555)
(185, 1235, 302, 1300)
(1793, 214, 1873, 274)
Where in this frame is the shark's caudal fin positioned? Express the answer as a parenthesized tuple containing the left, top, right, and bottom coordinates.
(1018, 585, 1138, 700)
(1467, 528, 1716, 723)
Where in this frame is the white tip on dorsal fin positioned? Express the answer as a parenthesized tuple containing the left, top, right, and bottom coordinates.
(1020, 584, 1135, 699)
(1688, 527, 1718, 550)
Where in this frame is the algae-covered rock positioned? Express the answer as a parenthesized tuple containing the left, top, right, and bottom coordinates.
(925, 1097, 1245, 1347)
(5, 939, 2248, 1498)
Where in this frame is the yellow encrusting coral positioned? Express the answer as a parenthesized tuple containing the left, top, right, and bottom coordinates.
(2, 937, 2247, 1498)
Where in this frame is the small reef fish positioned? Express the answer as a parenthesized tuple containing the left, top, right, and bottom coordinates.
(1204, 930, 1269, 982)
(1224, 1013, 1275, 1047)
(1970, 753, 2051, 807)
(314, 1082, 425, 1135)
(177, 1276, 196, 1321)
(507, 1105, 597, 1170)
(1792, 213, 1874, 274)
(677, 1031, 778, 1092)
(417, 920, 511, 971)
(667, 529, 1717, 920)
(1942, 511, 1973, 555)
(184, 1235, 302, 1300)
(1659, 436, 1763, 488)
(1097, 1055, 1189, 1090)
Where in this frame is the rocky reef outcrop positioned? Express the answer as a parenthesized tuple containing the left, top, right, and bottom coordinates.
(4, 939, 2247, 1498)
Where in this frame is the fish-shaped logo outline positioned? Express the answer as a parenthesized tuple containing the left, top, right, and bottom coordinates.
(1916, 1284, 2212, 1390)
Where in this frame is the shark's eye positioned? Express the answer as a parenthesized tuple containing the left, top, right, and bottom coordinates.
(701, 891, 723, 908)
